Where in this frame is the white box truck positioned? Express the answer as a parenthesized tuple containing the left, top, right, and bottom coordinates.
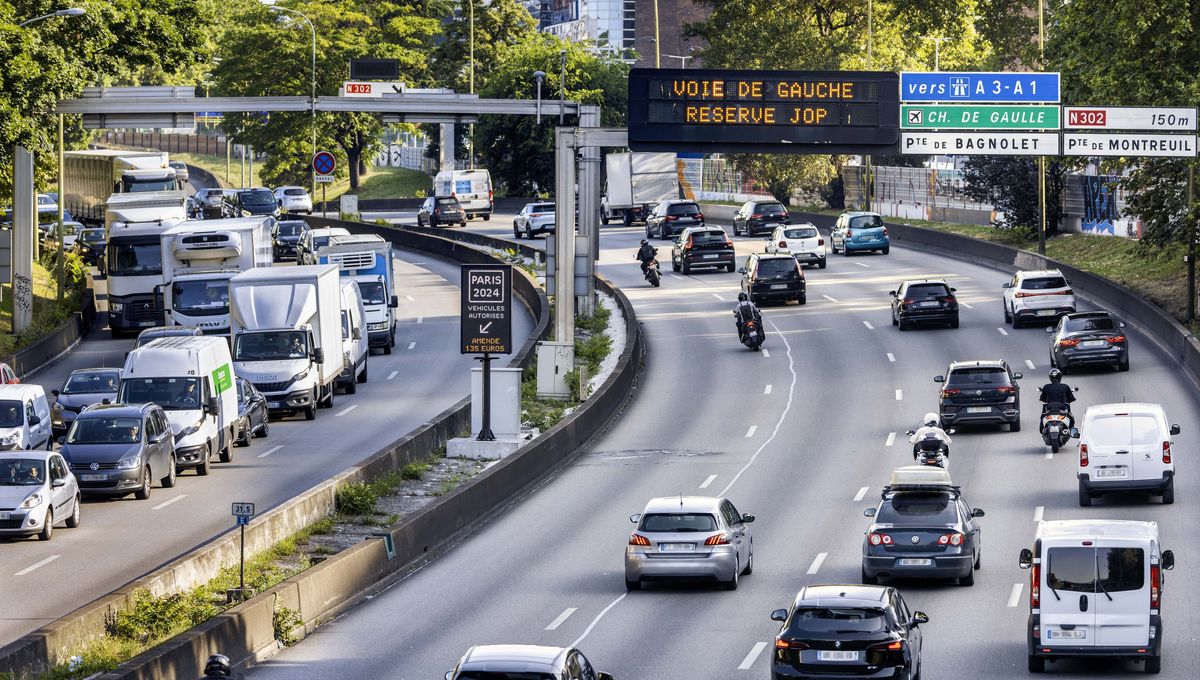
(118, 336, 239, 474)
(317, 234, 398, 353)
(104, 190, 189, 337)
(64, 149, 180, 224)
(160, 217, 275, 335)
(228, 265, 345, 420)
(434, 169, 493, 220)
(601, 152, 680, 226)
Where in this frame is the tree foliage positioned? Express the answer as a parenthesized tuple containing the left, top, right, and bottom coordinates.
(961, 157, 1066, 234)
(431, 0, 538, 94)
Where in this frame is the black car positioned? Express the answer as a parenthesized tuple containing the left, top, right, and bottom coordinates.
(234, 188, 280, 218)
(234, 378, 269, 446)
(733, 199, 790, 237)
(670, 227, 735, 274)
(272, 220, 309, 261)
(935, 360, 1023, 430)
(770, 584, 927, 680)
(73, 228, 107, 266)
(51, 368, 121, 439)
(60, 403, 177, 499)
(890, 279, 959, 330)
(1048, 311, 1129, 372)
(646, 200, 704, 240)
(417, 196, 466, 227)
(740, 253, 806, 305)
(862, 474, 985, 585)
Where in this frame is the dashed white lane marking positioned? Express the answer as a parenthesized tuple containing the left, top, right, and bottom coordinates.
(387, 370, 399, 380)
(700, 474, 718, 489)
(152, 495, 187, 511)
(738, 642, 768, 670)
(863, 320, 875, 330)
(257, 445, 283, 458)
(806, 552, 828, 575)
(336, 405, 358, 416)
(887, 352, 896, 362)
(855, 262, 870, 268)
(569, 593, 627, 648)
(15, 555, 59, 576)
(961, 302, 974, 309)
(822, 294, 838, 303)
(1026, 359, 1037, 370)
(997, 327, 1009, 336)
(408, 341, 417, 350)
(1045, 449, 1054, 460)
(854, 486, 869, 502)
(712, 293, 725, 301)
(405, 295, 414, 302)
(1007, 583, 1024, 608)
(895, 389, 903, 401)
(417, 316, 423, 324)
(545, 607, 578, 631)
(764, 384, 773, 395)
(744, 425, 758, 438)
(761, 349, 770, 358)
(1034, 506, 1045, 522)
(886, 432, 896, 447)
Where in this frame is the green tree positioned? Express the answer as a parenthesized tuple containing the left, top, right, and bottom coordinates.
(432, 0, 538, 93)
(961, 156, 1066, 234)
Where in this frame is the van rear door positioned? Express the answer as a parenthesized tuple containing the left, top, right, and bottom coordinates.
(1125, 412, 1168, 483)
(1042, 545, 1097, 648)
(1085, 414, 1136, 482)
(1093, 541, 1150, 647)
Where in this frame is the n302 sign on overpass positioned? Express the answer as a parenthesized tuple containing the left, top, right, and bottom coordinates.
(1064, 106, 1196, 131)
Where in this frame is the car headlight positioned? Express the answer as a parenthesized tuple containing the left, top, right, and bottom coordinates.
(367, 321, 388, 331)
(20, 493, 43, 509)
(290, 368, 310, 384)
(1, 433, 20, 445)
(110, 302, 124, 312)
(52, 402, 64, 413)
(117, 455, 141, 470)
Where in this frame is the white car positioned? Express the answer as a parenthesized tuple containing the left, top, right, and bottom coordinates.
(297, 226, 350, 265)
(1075, 403, 1180, 506)
(0, 450, 81, 540)
(36, 193, 58, 212)
(764, 223, 826, 268)
(1002, 269, 1076, 328)
(512, 202, 556, 239)
(273, 186, 314, 214)
(169, 161, 189, 184)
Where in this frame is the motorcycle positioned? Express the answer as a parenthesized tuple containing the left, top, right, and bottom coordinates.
(644, 258, 661, 287)
(739, 318, 765, 351)
(907, 429, 951, 469)
(1040, 388, 1079, 453)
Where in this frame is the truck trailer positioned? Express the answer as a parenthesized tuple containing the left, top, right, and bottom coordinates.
(317, 234, 399, 353)
(104, 191, 189, 337)
(64, 150, 179, 224)
(600, 152, 680, 226)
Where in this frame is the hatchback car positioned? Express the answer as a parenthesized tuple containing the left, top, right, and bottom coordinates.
(625, 495, 755, 591)
(73, 228, 107, 266)
(765, 223, 826, 268)
(831, 211, 890, 255)
(733, 199, 790, 237)
(273, 185, 313, 214)
(740, 253, 807, 305)
(1003, 269, 1076, 327)
(445, 645, 614, 680)
(646, 200, 704, 240)
(272, 219, 309, 261)
(1048, 311, 1128, 372)
(234, 377, 269, 447)
(417, 196, 466, 227)
(134, 325, 203, 350)
(0, 451, 80, 541)
(935, 360, 1022, 430)
(60, 403, 177, 499)
(671, 226, 735, 274)
(1076, 403, 1179, 506)
(234, 187, 280, 218)
(51, 368, 121, 439)
(890, 279, 959, 330)
(513, 202, 556, 238)
(168, 161, 189, 184)
(862, 466, 984, 586)
(297, 226, 351, 265)
(770, 584, 927, 680)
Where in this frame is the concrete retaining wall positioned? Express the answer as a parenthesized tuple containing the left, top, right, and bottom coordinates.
(8, 285, 96, 380)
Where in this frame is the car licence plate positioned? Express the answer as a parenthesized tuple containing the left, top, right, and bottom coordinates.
(267, 402, 282, 409)
(1047, 629, 1086, 640)
(1097, 468, 1126, 478)
(770, 284, 788, 290)
(1081, 340, 1107, 348)
(817, 651, 859, 661)
(81, 474, 106, 482)
(659, 543, 695, 552)
(1037, 309, 1057, 316)
(918, 301, 939, 307)
(966, 406, 992, 414)
(703, 253, 718, 259)
(898, 558, 933, 566)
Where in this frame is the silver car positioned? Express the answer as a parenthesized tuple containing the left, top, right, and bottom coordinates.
(625, 495, 755, 590)
(0, 450, 81, 541)
(446, 645, 614, 680)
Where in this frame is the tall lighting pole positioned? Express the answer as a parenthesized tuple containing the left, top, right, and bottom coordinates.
(864, 0, 873, 211)
(653, 0, 661, 68)
(920, 35, 952, 72)
(1037, 0, 1047, 255)
(263, 1, 316, 200)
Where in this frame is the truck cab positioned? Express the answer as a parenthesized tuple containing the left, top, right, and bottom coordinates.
(104, 190, 189, 337)
(318, 234, 398, 354)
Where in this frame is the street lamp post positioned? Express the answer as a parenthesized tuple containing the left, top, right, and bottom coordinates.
(920, 36, 953, 72)
(18, 7, 84, 27)
(262, 1, 316, 201)
(662, 53, 694, 69)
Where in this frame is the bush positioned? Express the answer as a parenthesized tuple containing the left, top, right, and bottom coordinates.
(400, 462, 428, 480)
(335, 482, 378, 515)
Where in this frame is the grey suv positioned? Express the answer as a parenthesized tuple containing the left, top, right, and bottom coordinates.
(59, 403, 177, 500)
(446, 645, 614, 680)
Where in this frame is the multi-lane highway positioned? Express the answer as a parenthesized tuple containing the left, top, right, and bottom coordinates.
(0, 249, 532, 645)
(248, 213, 1200, 679)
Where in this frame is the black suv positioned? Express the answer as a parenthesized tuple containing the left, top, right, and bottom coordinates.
(646, 200, 703, 240)
(862, 481, 985, 585)
(1048, 310, 1129, 372)
(234, 188, 280, 218)
(733, 199, 790, 237)
(770, 584, 927, 680)
(740, 253, 806, 305)
(272, 220, 309, 261)
(890, 279, 959, 330)
(934, 360, 1023, 430)
(670, 227, 735, 274)
(417, 196, 466, 227)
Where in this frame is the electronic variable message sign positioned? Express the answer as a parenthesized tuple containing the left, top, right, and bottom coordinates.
(628, 69, 899, 154)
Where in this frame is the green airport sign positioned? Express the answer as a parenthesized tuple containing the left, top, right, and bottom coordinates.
(901, 104, 1061, 130)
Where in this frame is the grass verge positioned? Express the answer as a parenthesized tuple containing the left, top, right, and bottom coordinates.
(0, 253, 85, 360)
(169, 153, 429, 200)
(520, 303, 614, 432)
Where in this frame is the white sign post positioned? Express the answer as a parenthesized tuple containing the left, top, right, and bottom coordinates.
(901, 132, 1061, 156)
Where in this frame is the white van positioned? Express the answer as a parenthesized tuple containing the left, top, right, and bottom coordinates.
(119, 336, 239, 474)
(434, 169, 493, 220)
(336, 279, 369, 394)
(1075, 403, 1180, 506)
(0, 385, 52, 451)
(1020, 520, 1174, 673)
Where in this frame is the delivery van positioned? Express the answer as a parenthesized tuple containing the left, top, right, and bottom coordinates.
(0, 384, 52, 451)
(434, 169, 493, 221)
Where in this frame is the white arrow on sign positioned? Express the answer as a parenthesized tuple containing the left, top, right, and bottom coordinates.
(479, 322, 492, 333)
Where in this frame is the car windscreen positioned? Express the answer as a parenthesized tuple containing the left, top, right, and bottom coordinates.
(234, 330, 308, 361)
(126, 178, 176, 192)
(756, 258, 799, 277)
(1087, 414, 1161, 447)
(357, 281, 387, 306)
(67, 417, 142, 444)
(436, 197, 461, 207)
(80, 230, 105, 243)
(0, 459, 47, 486)
(119, 377, 202, 411)
(638, 512, 718, 533)
(277, 222, 306, 237)
(757, 203, 786, 215)
(786, 608, 889, 635)
(946, 367, 1009, 386)
(455, 673, 557, 680)
(172, 280, 229, 316)
(849, 214, 884, 229)
(108, 235, 163, 276)
(783, 227, 818, 239)
(238, 191, 275, 207)
(64, 371, 120, 394)
(1047, 547, 1144, 594)
(0, 400, 23, 428)
(1065, 316, 1115, 333)
(283, 188, 307, 197)
(667, 203, 700, 216)
(530, 204, 555, 213)
(876, 493, 958, 524)
(689, 230, 727, 244)
(904, 283, 951, 299)
(1022, 276, 1068, 290)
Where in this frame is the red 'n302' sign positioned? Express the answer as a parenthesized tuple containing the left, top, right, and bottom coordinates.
(1067, 109, 1105, 127)
(345, 83, 372, 94)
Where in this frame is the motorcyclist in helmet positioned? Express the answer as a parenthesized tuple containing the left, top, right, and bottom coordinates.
(909, 412, 952, 459)
(733, 292, 765, 345)
(1039, 368, 1076, 429)
(635, 239, 658, 275)
(203, 653, 232, 678)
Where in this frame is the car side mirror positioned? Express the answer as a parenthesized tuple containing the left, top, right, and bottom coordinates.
(933, 375, 945, 383)
(313, 348, 325, 364)
(1119, 321, 1126, 328)
(737, 267, 746, 274)
(57, 436, 65, 446)
(445, 672, 454, 680)
(629, 513, 641, 524)
(390, 295, 399, 309)
(51, 477, 66, 488)
(597, 674, 615, 680)
(1013, 372, 1023, 380)
(1019, 548, 1034, 569)
(1170, 424, 1181, 436)
(102, 398, 111, 405)
(741, 513, 756, 523)
(864, 507, 877, 517)
(1002, 282, 1012, 288)
(1044, 326, 1055, 333)
(51, 389, 60, 397)
(888, 290, 897, 296)
(352, 327, 362, 341)
(1070, 427, 1080, 439)
(972, 508, 986, 518)
(28, 415, 40, 426)
(950, 287, 957, 292)
(1162, 550, 1175, 571)
(770, 608, 788, 622)
(905, 429, 915, 436)
(911, 612, 929, 626)
(205, 397, 220, 416)
(947, 428, 957, 434)
(1072, 387, 1079, 392)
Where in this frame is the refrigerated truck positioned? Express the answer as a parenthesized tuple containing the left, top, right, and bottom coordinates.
(64, 150, 179, 224)
(160, 217, 275, 335)
(600, 152, 680, 226)
(104, 191, 189, 337)
(317, 234, 398, 354)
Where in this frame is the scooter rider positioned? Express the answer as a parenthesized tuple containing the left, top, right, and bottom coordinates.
(733, 292, 765, 344)
(635, 239, 658, 275)
(202, 653, 232, 678)
(1039, 368, 1076, 428)
(909, 412, 952, 459)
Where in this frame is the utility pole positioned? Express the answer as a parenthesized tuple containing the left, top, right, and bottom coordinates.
(1037, 0, 1047, 255)
(653, 0, 661, 68)
(468, 0, 475, 168)
(56, 114, 64, 301)
(1188, 163, 1196, 321)
(864, 0, 873, 212)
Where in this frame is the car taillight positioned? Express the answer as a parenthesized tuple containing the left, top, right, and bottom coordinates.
(997, 385, 1017, 394)
(726, 239, 734, 248)
(488, 189, 493, 203)
(530, 213, 543, 218)
(943, 295, 956, 304)
(685, 236, 694, 249)
(868, 532, 893, 546)
(1163, 441, 1172, 464)
(751, 213, 762, 219)
(937, 532, 964, 546)
(705, 533, 731, 545)
(869, 640, 903, 652)
(941, 388, 961, 396)
(629, 534, 650, 546)
(778, 240, 787, 249)
(881, 227, 889, 236)
(1031, 564, 1041, 607)
(1057, 338, 1079, 348)
(665, 215, 677, 221)
(902, 298, 916, 305)
(1108, 335, 1126, 344)
(434, 208, 441, 214)
(1151, 564, 1161, 607)
(696, 212, 704, 220)
(1014, 291, 1032, 298)
(1058, 289, 1074, 295)
(775, 638, 809, 650)
(1080, 443, 1089, 467)
(818, 238, 824, 246)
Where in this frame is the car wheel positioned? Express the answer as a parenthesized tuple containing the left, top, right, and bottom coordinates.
(892, 311, 899, 326)
(1010, 418, 1021, 432)
(358, 361, 368, 383)
(899, 318, 909, 331)
(525, 226, 533, 239)
(161, 456, 177, 487)
(959, 569, 974, 586)
(818, 259, 827, 269)
(1003, 305, 1011, 324)
(974, 550, 981, 570)
(236, 421, 251, 447)
(197, 445, 211, 476)
(681, 262, 691, 275)
(798, 294, 806, 305)
(219, 438, 233, 463)
(1078, 480, 1092, 507)
(861, 567, 877, 585)
(625, 578, 641, 591)
(623, 212, 632, 227)
(671, 258, 680, 273)
(322, 385, 334, 408)
(1119, 358, 1130, 372)
(65, 495, 81, 528)
(513, 222, 521, 238)
(345, 373, 358, 395)
(727, 263, 736, 273)
(135, 467, 152, 500)
(1028, 655, 1045, 673)
(882, 246, 890, 255)
(842, 245, 851, 257)
(1050, 355, 1058, 369)
(722, 559, 740, 590)
(742, 545, 754, 575)
(1162, 479, 1175, 505)
(256, 420, 269, 438)
(1145, 656, 1162, 674)
(38, 509, 53, 541)
(305, 390, 318, 420)
(950, 318, 960, 329)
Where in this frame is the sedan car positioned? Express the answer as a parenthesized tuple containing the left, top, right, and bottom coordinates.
(733, 199, 790, 237)
(625, 495, 754, 591)
(169, 161, 189, 184)
(73, 228, 107, 266)
(51, 368, 121, 439)
(890, 279, 959, 330)
(862, 466, 984, 586)
(645, 200, 704, 240)
(741, 253, 806, 305)
(765, 223, 826, 268)
(0, 451, 80, 541)
(273, 186, 313, 214)
(830, 211, 890, 255)
(60, 403, 177, 499)
(770, 584, 927, 680)
(513, 201, 556, 239)
(234, 377, 269, 447)
(935, 360, 1022, 430)
(297, 226, 350, 265)
(446, 645, 614, 680)
(1003, 269, 1076, 328)
(417, 196, 466, 227)
(1048, 310, 1129, 372)
(272, 219, 309, 261)
(670, 226, 735, 274)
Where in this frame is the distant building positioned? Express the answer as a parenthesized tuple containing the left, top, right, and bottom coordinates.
(536, 0, 636, 54)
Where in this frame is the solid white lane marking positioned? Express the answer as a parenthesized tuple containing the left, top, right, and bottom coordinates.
(408, 341, 416, 350)
(887, 352, 896, 362)
(895, 389, 903, 401)
(1034, 506, 1045, 522)
(854, 486, 869, 502)
(405, 295, 414, 302)
(152, 495, 187, 511)
(961, 302, 974, 309)
(387, 370, 399, 380)
(863, 320, 875, 330)
(745, 425, 758, 438)
(545, 607, 577, 631)
(738, 642, 768, 670)
(822, 294, 838, 303)
(997, 327, 1009, 336)
(700, 474, 718, 489)
(885, 432, 896, 447)
(712, 293, 725, 301)
(1026, 359, 1037, 370)
(257, 445, 283, 458)
(569, 593, 627, 648)
(15, 555, 59, 576)
(1007, 583, 1024, 608)
(761, 349, 770, 358)
(336, 405, 358, 417)
(806, 552, 828, 575)
(855, 262, 870, 268)
(764, 384, 773, 395)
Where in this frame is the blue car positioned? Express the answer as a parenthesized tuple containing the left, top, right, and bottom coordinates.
(831, 211, 890, 255)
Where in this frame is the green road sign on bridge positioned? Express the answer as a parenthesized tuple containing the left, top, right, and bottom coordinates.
(901, 104, 1060, 130)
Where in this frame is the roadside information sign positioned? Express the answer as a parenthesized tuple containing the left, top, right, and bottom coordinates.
(902, 104, 1060, 130)
(232, 502, 255, 526)
(901, 132, 1060, 156)
(900, 72, 1060, 103)
(1063, 106, 1197, 131)
(312, 151, 336, 175)
(460, 264, 512, 355)
(1063, 133, 1197, 157)
(315, 174, 335, 183)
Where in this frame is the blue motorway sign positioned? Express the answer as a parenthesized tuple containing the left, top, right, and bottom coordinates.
(901, 72, 1060, 103)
